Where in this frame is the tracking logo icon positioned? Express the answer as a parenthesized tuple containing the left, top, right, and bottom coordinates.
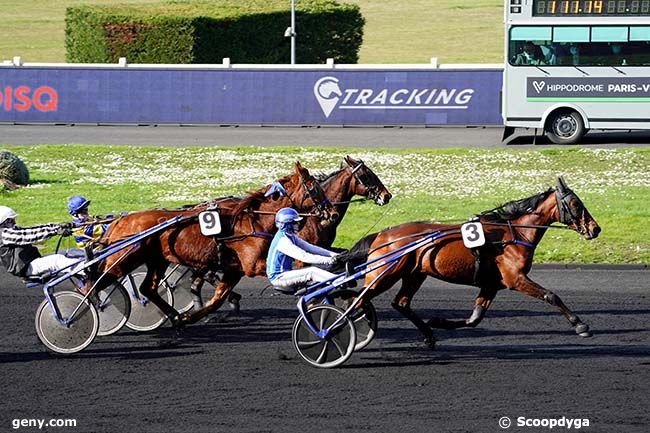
(314, 76, 342, 118)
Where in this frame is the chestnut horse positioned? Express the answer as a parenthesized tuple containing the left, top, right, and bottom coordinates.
(185, 155, 392, 312)
(89, 162, 337, 326)
(344, 177, 600, 346)
(298, 155, 392, 249)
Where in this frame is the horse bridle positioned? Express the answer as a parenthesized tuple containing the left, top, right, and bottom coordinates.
(350, 161, 383, 204)
(299, 176, 332, 219)
(555, 187, 584, 227)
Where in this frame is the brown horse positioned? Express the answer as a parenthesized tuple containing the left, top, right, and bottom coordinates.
(89, 162, 337, 326)
(345, 177, 600, 346)
(297, 155, 392, 249)
(176, 155, 393, 314)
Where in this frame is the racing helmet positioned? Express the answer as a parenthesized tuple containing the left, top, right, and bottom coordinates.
(0, 206, 17, 225)
(67, 195, 91, 215)
(275, 207, 303, 231)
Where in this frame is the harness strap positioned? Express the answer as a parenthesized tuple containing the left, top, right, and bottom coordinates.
(504, 221, 537, 250)
(471, 248, 482, 286)
(331, 198, 371, 205)
(498, 239, 537, 249)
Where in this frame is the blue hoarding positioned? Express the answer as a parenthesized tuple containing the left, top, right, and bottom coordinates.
(0, 68, 503, 125)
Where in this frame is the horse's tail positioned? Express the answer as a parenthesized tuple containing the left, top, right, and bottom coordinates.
(330, 232, 379, 273)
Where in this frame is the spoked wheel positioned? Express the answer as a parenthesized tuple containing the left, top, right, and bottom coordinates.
(165, 265, 200, 314)
(327, 290, 378, 351)
(123, 272, 174, 332)
(96, 282, 131, 336)
(292, 305, 356, 368)
(35, 291, 99, 354)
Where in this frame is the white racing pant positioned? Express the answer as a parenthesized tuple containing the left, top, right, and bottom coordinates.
(272, 266, 338, 290)
(26, 254, 83, 278)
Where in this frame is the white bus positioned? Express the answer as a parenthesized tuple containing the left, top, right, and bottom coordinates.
(502, 0, 650, 143)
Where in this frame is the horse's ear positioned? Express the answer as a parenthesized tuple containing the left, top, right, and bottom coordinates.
(557, 176, 569, 192)
(294, 161, 309, 178)
(345, 155, 359, 167)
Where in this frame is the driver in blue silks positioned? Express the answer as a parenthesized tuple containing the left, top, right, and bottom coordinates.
(266, 207, 339, 294)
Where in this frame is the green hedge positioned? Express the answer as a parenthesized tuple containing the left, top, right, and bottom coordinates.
(65, 0, 364, 64)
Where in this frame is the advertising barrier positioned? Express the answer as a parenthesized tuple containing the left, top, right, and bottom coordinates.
(0, 66, 503, 125)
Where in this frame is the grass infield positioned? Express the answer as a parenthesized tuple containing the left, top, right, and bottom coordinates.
(1, 144, 648, 264)
(0, 0, 503, 64)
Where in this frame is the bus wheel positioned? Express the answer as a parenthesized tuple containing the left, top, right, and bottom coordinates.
(546, 111, 585, 144)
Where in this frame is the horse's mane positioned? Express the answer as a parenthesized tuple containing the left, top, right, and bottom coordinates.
(230, 173, 294, 217)
(479, 188, 554, 222)
(315, 168, 343, 183)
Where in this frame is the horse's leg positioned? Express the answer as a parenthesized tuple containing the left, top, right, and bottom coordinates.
(140, 262, 181, 327)
(513, 274, 592, 337)
(189, 272, 241, 315)
(189, 273, 206, 311)
(390, 273, 437, 347)
(427, 287, 497, 330)
(183, 271, 243, 324)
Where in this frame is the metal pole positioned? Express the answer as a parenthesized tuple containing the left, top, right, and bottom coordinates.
(291, 0, 296, 64)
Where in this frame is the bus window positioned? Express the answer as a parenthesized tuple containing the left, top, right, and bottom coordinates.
(591, 27, 628, 42)
(630, 26, 650, 41)
(509, 27, 553, 65)
(628, 27, 650, 64)
(553, 26, 590, 42)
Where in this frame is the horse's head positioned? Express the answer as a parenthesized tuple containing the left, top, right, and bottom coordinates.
(344, 156, 392, 206)
(291, 161, 339, 225)
(554, 176, 601, 240)
(317, 80, 343, 99)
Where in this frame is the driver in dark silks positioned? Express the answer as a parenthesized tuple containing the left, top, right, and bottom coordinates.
(67, 195, 112, 249)
(0, 206, 79, 279)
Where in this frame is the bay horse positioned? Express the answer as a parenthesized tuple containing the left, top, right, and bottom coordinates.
(89, 162, 337, 326)
(297, 155, 392, 250)
(344, 177, 600, 346)
(184, 155, 392, 312)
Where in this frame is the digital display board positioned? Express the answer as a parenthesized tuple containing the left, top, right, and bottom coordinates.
(533, 0, 650, 16)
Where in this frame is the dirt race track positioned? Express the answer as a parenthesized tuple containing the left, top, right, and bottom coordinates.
(0, 267, 648, 433)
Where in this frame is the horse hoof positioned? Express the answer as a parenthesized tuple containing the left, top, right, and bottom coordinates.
(424, 337, 437, 349)
(171, 313, 190, 328)
(575, 323, 590, 335)
(228, 300, 241, 315)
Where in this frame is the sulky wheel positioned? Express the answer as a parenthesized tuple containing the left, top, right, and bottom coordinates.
(165, 265, 200, 314)
(292, 304, 356, 368)
(35, 291, 99, 354)
(327, 290, 378, 351)
(96, 281, 131, 336)
(123, 272, 174, 332)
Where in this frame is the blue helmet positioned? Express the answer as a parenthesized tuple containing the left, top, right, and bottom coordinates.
(67, 195, 90, 215)
(275, 207, 303, 231)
